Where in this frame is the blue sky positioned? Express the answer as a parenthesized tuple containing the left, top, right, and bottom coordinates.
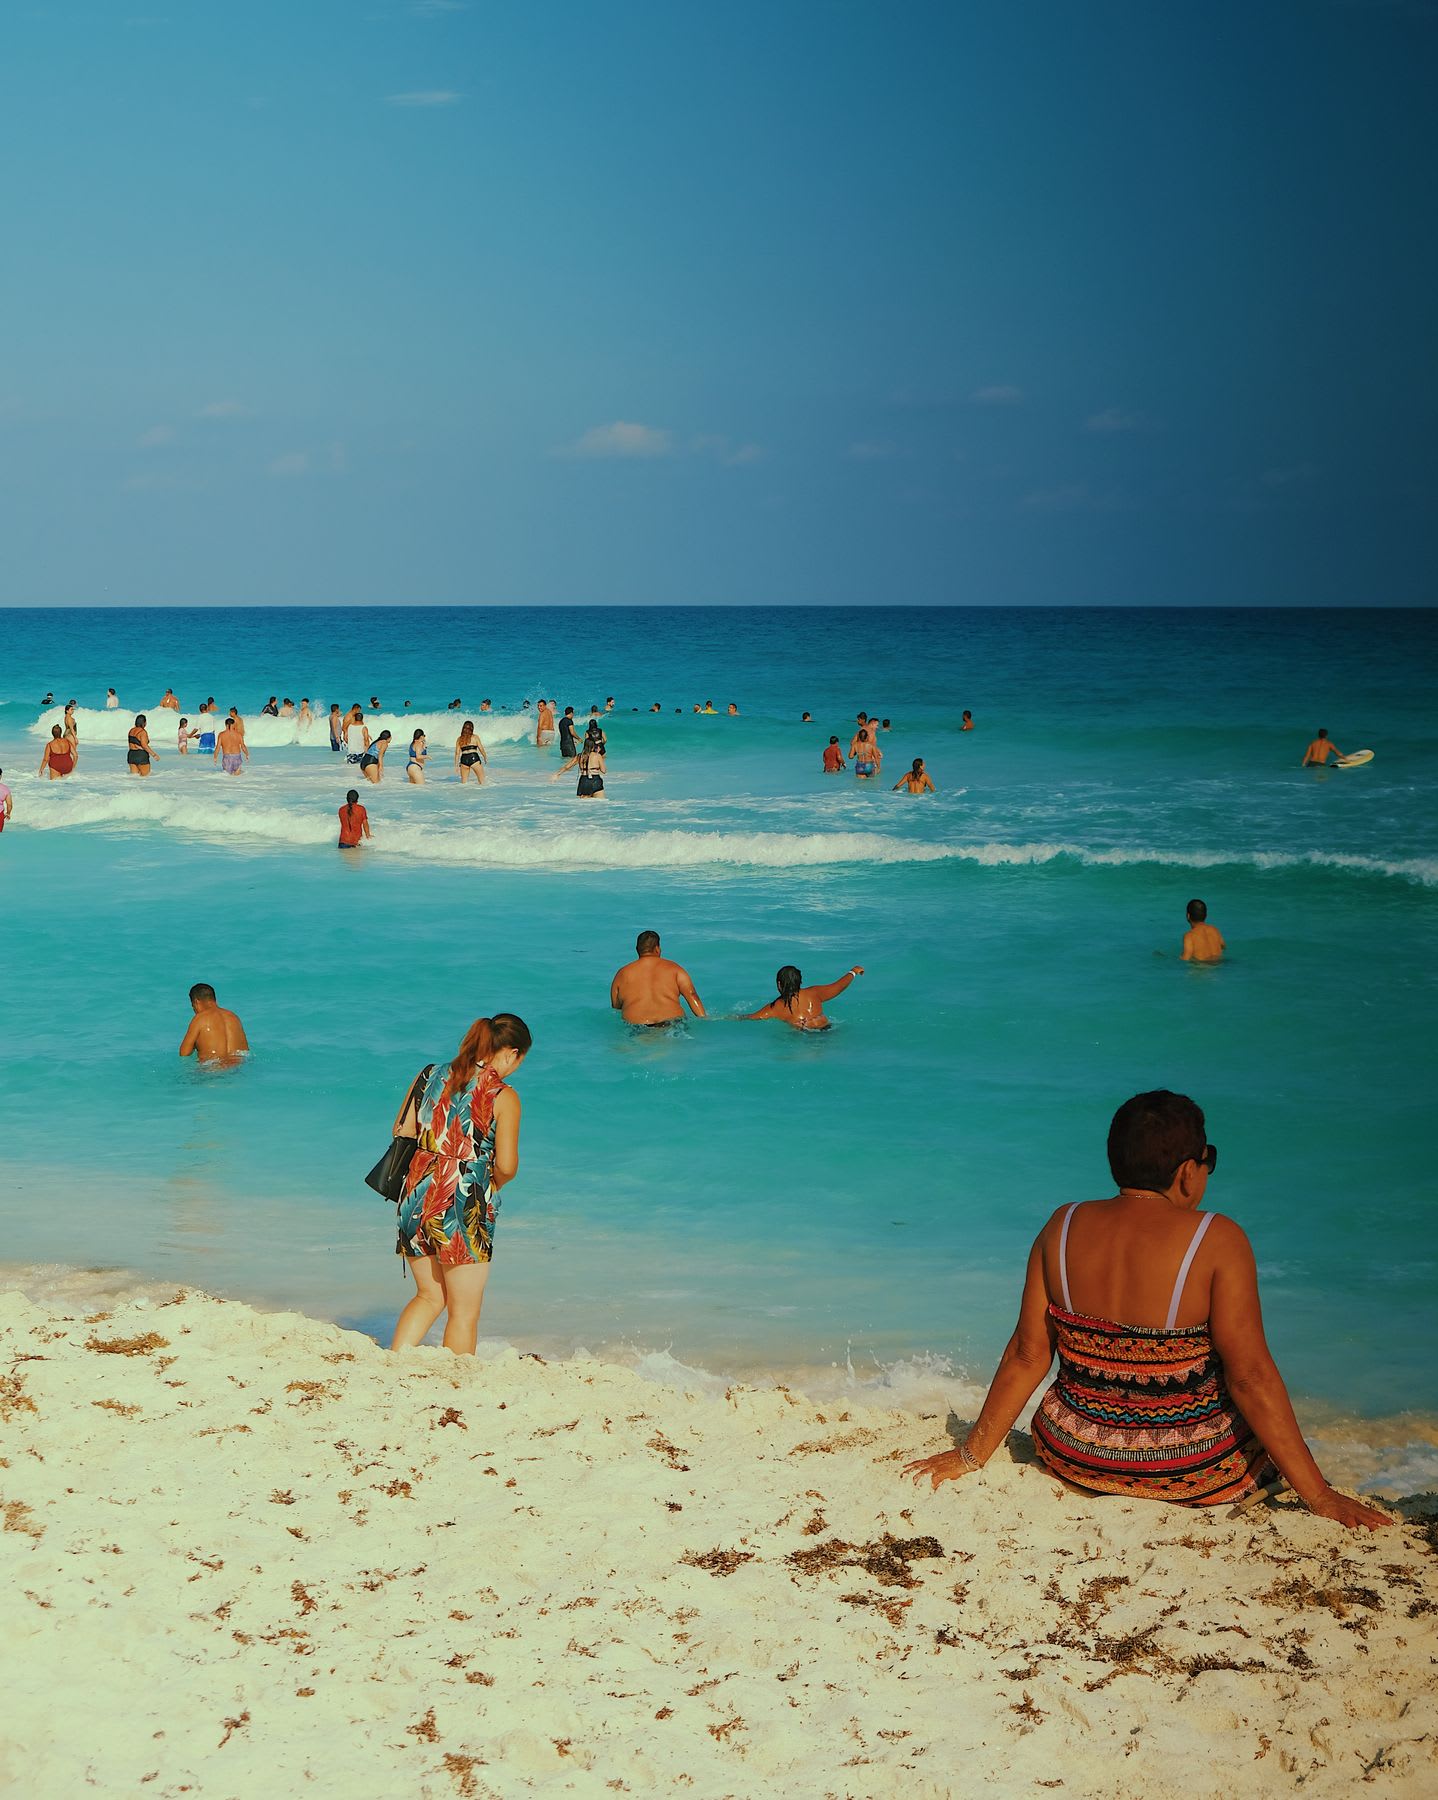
(1, 0, 1433, 606)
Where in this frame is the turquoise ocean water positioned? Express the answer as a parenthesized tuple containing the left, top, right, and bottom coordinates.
(1, 606, 1434, 1491)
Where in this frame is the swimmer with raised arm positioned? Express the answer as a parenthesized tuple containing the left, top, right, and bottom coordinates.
(610, 930, 706, 1025)
(746, 964, 864, 1031)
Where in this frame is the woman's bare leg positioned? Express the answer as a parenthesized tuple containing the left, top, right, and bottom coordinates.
(391, 1256, 446, 1349)
(439, 1262, 491, 1355)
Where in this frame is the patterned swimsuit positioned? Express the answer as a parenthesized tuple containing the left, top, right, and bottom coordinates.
(395, 1064, 509, 1266)
(1031, 1204, 1275, 1506)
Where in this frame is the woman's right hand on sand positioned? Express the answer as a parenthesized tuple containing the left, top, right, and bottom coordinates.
(1305, 1485, 1393, 1530)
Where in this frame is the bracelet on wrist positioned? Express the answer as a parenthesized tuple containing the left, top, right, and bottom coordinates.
(958, 1439, 981, 1473)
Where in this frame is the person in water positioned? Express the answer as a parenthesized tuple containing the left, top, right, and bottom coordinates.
(63, 701, 79, 747)
(575, 730, 606, 798)
(105, 688, 119, 710)
(358, 730, 392, 783)
(337, 789, 371, 849)
(406, 730, 427, 784)
(1301, 727, 1347, 767)
(179, 982, 250, 1064)
(454, 720, 487, 784)
(391, 1012, 532, 1355)
(176, 717, 199, 755)
(261, 696, 279, 717)
(298, 699, 314, 728)
(126, 716, 155, 778)
(852, 729, 881, 780)
(893, 758, 935, 794)
(902, 1090, 1391, 1528)
(160, 688, 180, 711)
(1181, 898, 1225, 962)
(0, 769, 11, 833)
(39, 726, 76, 779)
(961, 710, 974, 730)
(746, 964, 864, 1031)
(822, 736, 846, 773)
(216, 721, 248, 776)
(848, 714, 872, 756)
(536, 699, 555, 746)
(610, 930, 707, 1025)
(328, 704, 344, 752)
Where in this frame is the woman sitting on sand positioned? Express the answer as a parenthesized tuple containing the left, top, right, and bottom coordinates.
(746, 964, 864, 1030)
(38, 725, 76, 779)
(904, 1090, 1390, 1530)
(391, 1013, 532, 1355)
(454, 721, 486, 785)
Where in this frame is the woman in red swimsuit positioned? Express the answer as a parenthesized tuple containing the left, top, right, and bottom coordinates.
(39, 726, 76, 779)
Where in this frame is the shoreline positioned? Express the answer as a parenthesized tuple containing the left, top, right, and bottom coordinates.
(2, 1277, 1435, 1796)
(6, 1257, 1436, 1503)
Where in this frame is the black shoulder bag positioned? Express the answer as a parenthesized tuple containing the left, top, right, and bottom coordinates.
(364, 1063, 435, 1202)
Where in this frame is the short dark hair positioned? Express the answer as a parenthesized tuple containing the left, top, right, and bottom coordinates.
(829, 735, 839, 744)
(1107, 1090, 1206, 1191)
(189, 982, 216, 1005)
(1186, 898, 1207, 922)
(636, 930, 661, 955)
(1317, 728, 1328, 738)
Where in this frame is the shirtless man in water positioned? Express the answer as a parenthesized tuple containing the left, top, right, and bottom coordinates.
(1301, 728, 1346, 767)
(610, 931, 706, 1025)
(179, 983, 250, 1064)
(1180, 898, 1225, 962)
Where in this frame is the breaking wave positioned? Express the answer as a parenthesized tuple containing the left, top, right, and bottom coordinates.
(12, 785, 1438, 883)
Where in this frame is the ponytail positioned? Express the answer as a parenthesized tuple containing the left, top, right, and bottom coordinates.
(450, 1011, 533, 1088)
(776, 965, 803, 1012)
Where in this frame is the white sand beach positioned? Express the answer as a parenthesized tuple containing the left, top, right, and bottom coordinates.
(1, 1281, 1434, 1798)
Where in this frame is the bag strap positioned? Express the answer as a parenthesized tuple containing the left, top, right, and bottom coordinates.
(397, 1063, 435, 1139)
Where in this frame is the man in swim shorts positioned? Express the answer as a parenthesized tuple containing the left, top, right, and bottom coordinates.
(179, 983, 249, 1064)
(1180, 899, 1225, 962)
(822, 736, 846, 772)
(893, 758, 935, 794)
(610, 930, 707, 1025)
(1301, 728, 1347, 767)
(536, 699, 555, 746)
(216, 721, 248, 775)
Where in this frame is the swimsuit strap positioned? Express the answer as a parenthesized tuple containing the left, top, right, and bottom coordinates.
(1164, 1212, 1216, 1330)
(1057, 1201, 1080, 1314)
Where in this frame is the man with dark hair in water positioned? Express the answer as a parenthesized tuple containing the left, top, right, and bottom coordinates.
(1301, 727, 1346, 767)
(609, 931, 706, 1025)
(179, 984, 249, 1063)
(1181, 899, 1225, 962)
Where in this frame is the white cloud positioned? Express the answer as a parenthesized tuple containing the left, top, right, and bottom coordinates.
(197, 400, 251, 419)
(847, 440, 897, 461)
(970, 385, 1024, 407)
(136, 424, 176, 448)
(386, 90, 463, 108)
(557, 421, 674, 460)
(268, 451, 312, 477)
(1085, 407, 1145, 434)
